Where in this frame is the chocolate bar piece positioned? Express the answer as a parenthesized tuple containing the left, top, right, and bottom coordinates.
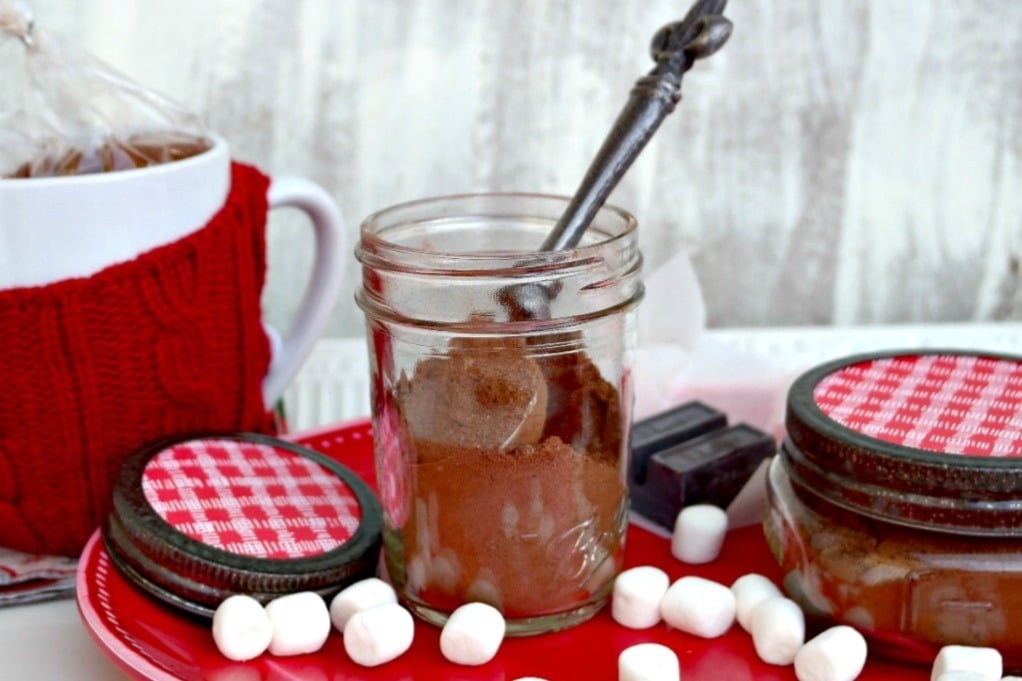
(629, 422, 776, 530)
(629, 400, 727, 484)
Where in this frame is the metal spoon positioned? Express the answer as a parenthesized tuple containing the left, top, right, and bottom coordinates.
(502, 0, 732, 320)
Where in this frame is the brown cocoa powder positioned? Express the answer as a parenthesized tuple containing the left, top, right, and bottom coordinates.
(391, 339, 627, 619)
(6, 132, 211, 178)
(399, 340, 548, 451)
(772, 475, 1022, 665)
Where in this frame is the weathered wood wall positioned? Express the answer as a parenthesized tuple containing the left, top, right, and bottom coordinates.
(8, 0, 1022, 337)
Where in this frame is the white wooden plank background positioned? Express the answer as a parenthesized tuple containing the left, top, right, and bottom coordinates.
(5, 0, 1021, 338)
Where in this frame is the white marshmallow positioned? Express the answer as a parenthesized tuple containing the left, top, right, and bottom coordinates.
(211, 594, 273, 661)
(612, 566, 670, 629)
(511, 678, 551, 681)
(793, 625, 868, 681)
(264, 591, 331, 657)
(930, 645, 1003, 681)
(731, 573, 783, 632)
(343, 602, 415, 667)
(934, 673, 997, 681)
(750, 596, 805, 666)
(618, 642, 680, 681)
(671, 504, 729, 564)
(440, 602, 506, 666)
(329, 578, 398, 632)
(660, 575, 736, 638)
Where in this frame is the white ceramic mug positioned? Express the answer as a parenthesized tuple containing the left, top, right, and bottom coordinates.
(0, 134, 347, 555)
(0, 134, 344, 404)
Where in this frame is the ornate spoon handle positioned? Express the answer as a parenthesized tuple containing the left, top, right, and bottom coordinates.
(540, 0, 732, 251)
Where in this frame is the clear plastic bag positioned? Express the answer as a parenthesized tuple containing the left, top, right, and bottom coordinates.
(0, 0, 209, 178)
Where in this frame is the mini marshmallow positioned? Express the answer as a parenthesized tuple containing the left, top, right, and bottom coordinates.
(930, 645, 1003, 681)
(793, 625, 868, 681)
(440, 602, 506, 666)
(618, 642, 680, 681)
(343, 602, 415, 667)
(329, 577, 398, 632)
(612, 566, 670, 629)
(934, 673, 996, 681)
(750, 596, 805, 666)
(671, 504, 729, 564)
(264, 591, 331, 657)
(731, 573, 783, 632)
(211, 594, 273, 661)
(660, 575, 736, 638)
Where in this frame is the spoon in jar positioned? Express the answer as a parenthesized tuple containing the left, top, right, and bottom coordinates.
(501, 0, 732, 320)
(405, 1, 734, 456)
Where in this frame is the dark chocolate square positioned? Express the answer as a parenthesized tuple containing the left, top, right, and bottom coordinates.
(629, 422, 776, 530)
(629, 400, 727, 484)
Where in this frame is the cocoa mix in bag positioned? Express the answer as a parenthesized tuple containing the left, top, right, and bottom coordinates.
(5, 131, 211, 178)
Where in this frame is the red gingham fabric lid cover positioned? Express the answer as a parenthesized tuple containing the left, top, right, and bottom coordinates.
(813, 353, 1022, 458)
(142, 438, 362, 559)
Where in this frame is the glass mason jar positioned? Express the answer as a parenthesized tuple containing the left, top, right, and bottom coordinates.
(764, 350, 1022, 670)
(355, 193, 644, 635)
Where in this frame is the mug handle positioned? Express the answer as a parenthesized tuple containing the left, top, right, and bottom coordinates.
(262, 176, 346, 406)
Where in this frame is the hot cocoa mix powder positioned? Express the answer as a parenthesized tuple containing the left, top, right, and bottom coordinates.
(6, 132, 211, 178)
(390, 339, 627, 619)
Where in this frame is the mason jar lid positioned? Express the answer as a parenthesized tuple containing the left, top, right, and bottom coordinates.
(783, 349, 1022, 535)
(102, 433, 382, 618)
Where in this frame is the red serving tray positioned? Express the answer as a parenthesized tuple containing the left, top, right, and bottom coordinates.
(77, 419, 930, 681)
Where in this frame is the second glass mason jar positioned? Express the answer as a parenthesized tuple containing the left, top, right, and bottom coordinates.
(765, 349, 1022, 670)
(355, 193, 644, 635)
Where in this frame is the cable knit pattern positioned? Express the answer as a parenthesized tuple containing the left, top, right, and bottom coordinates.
(0, 162, 277, 556)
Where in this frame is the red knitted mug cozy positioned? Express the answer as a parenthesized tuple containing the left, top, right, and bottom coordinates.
(0, 162, 278, 557)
